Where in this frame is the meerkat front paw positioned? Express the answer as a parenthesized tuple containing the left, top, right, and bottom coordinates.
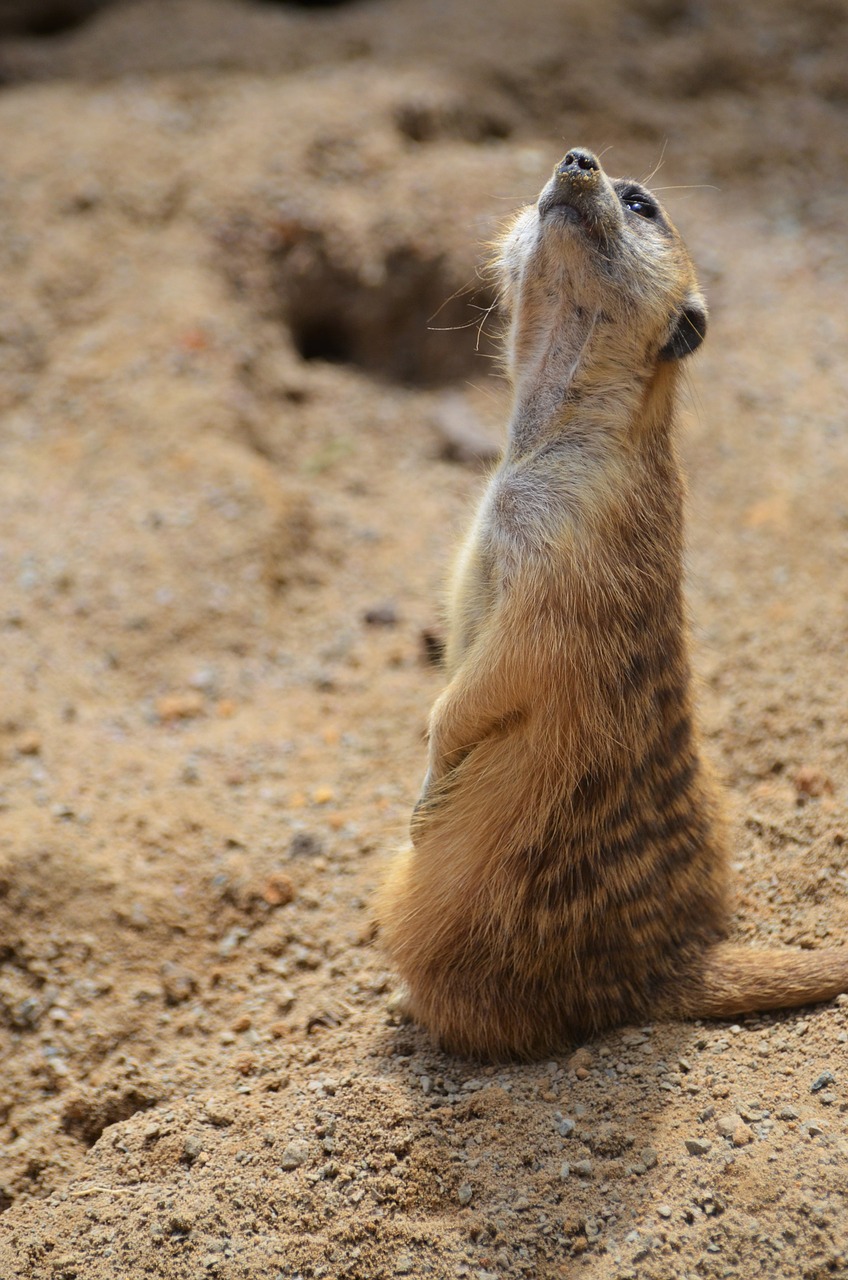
(385, 985, 413, 1024)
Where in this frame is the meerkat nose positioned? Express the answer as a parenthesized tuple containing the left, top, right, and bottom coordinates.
(559, 149, 600, 175)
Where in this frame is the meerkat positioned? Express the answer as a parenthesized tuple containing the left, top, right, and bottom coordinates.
(376, 147, 848, 1060)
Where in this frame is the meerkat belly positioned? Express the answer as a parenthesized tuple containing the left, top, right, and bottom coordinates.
(463, 759, 718, 1029)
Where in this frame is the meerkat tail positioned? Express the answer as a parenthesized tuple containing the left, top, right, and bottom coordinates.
(678, 944, 848, 1019)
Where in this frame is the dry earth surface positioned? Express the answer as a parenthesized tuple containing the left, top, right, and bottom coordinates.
(0, 1, 847, 1277)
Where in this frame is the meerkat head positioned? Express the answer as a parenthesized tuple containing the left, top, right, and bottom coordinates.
(494, 148, 707, 381)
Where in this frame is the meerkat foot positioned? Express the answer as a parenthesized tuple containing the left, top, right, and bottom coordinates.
(385, 984, 414, 1024)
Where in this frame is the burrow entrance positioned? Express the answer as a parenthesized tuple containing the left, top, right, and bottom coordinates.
(269, 230, 498, 388)
(0, 0, 109, 36)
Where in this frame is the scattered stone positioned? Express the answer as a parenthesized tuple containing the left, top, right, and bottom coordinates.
(261, 872, 296, 907)
(777, 1105, 799, 1120)
(362, 603, 398, 627)
(203, 1099, 235, 1127)
(559, 1162, 570, 1179)
(731, 1123, 753, 1147)
(557, 1116, 576, 1138)
(811, 1071, 835, 1093)
(458, 1182, 474, 1205)
(183, 1134, 204, 1164)
(289, 832, 324, 859)
(159, 962, 198, 1006)
(640, 1147, 658, 1169)
(716, 1113, 740, 1138)
(568, 1047, 593, 1072)
(280, 1138, 312, 1170)
(685, 1138, 711, 1156)
(657, 1204, 672, 1218)
(395, 1257, 414, 1275)
(572, 1160, 593, 1177)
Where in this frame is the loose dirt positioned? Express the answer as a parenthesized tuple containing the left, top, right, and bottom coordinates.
(0, 2, 846, 1277)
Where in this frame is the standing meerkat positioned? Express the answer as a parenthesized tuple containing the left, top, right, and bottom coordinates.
(376, 147, 848, 1059)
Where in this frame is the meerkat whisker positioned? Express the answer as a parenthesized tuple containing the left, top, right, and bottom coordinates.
(641, 139, 669, 187)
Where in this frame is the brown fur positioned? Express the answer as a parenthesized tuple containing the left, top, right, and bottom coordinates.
(376, 149, 848, 1059)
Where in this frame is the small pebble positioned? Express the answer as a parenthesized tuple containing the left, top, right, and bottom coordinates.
(183, 1134, 203, 1164)
(458, 1183, 473, 1205)
(685, 1138, 711, 1156)
(572, 1159, 593, 1177)
(289, 832, 323, 858)
(657, 1204, 672, 1218)
(261, 872, 296, 907)
(640, 1147, 658, 1169)
(568, 1047, 593, 1072)
(362, 603, 398, 627)
(811, 1071, 835, 1093)
(716, 1113, 739, 1138)
(280, 1138, 311, 1170)
(160, 962, 198, 1006)
(203, 1099, 234, 1127)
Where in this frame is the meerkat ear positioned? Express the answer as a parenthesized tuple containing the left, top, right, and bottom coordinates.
(659, 298, 708, 361)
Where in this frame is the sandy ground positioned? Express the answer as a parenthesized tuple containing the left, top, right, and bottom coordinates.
(0, 1, 847, 1276)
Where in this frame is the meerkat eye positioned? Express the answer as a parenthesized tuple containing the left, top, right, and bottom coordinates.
(622, 191, 658, 220)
